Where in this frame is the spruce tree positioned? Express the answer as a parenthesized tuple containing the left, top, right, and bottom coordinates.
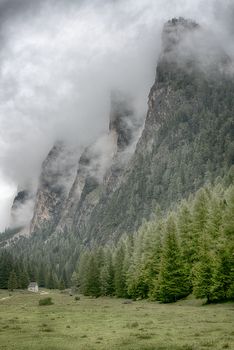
(211, 242, 234, 301)
(0, 251, 14, 289)
(192, 239, 214, 303)
(191, 188, 209, 263)
(177, 203, 193, 265)
(85, 253, 101, 297)
(222, 186, 234, 237)
(8, 270, 18, 291)
(100, 250, 115, 296)
(38, 264, 46, 288)
(19, 270, 29, 289)
(114, 241, 128, 298)
(156, 216, 190, 303)
(77, 251, 90, 294)
(71, 271, 79, 289)
(59, 279, 65, 291)
(47, 271, 55, 289)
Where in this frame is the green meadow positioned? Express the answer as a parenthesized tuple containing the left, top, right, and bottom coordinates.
(0, 289, 233, 350)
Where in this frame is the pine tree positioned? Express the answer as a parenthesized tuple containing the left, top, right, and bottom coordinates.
(8, 270, 18, 291)
(177, 203, 193, 265)
(38, 264, 46, 288)
(222, 186, 234, 237)
(0, 251, 14, 289)
(77, 251, 90, 294)
(142, 220, 163, 298)
(191, 188, 209, 263)
(192, 238, 214, 303)
(71, 271, 79, 288)
(211, 242, 234, 301)
(47, 271, 55, 289)
(100, 250, 115, 296)
(62, 269, 68, 288)
(19, 270, 29, 289)
(156, 216, 190, 303)
(127, 229, 146, 299)
(205, 188, 224, 242)
(114, 240, 128, 298)
(59, 279, 65, 291)
(84, 253, 101, 297)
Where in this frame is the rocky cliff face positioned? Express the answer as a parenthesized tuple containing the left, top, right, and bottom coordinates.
(55, 92, 137, 240)
(10, 18, 234, 248)
(30, 141, 78, 233)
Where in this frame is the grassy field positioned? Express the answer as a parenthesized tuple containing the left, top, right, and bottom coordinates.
(0, 289, 233, 350)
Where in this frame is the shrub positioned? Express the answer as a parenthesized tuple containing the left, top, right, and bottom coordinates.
(75, 296, 80, 301)
(39, 297, 53, 306)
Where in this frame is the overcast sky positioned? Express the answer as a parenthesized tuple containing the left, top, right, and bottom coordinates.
(0, 0, 233, 231)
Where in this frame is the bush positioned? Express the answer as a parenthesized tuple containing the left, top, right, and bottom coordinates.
(39, 297, 53, 306)
(75, 296, 80, 301)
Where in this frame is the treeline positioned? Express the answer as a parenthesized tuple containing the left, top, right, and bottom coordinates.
(0, 250, 67, 291)
(1, 175, 233, 302)
(74, 181, 234, 303)
(0, 251, 29, 290)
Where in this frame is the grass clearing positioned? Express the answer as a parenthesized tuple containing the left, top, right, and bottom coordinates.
(0, 289, 233, 350)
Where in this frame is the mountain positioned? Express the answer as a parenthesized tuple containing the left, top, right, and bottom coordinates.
(82, 17, 234, 243)
(3, 17, 234, 253)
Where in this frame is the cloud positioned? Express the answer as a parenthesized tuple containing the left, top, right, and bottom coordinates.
(0, 0, 233, 230)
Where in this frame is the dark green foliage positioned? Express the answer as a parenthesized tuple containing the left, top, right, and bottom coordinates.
(39, 297, 53, 306)
(0, 251, 14, 289)
(84, 253, 101, 297)
(0, 251, 29, 290)
(19, 270, 29, 289)
(100, 250, 115, 296)
(59, 279, 65, 291)
(75, 179, 234, 303)
(47, 271, 57, 289)
(156, 216, 190, 302)
(38, 264, 46, 288)
(211, 245, 234, 301)
(8, 270, 18, 291)
(192, 240, 214, 303)
(114, 241, 128, 298)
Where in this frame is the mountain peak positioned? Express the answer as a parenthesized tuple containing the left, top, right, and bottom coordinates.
(162, 17, 199, 54)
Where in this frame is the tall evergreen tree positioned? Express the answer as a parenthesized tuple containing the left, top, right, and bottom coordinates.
(192, 239, 214, 303)
(100, 250, 115, 296)
(19, 270, 29, 289)
(0, 251, 14, 289)
(8, 270, 18, 291)
(156, 216, 190, 303)
(191, 188, 209, 263)
(211, 241, 234, 301)
(114, 240, 128, 298)
(84, 253, 101, 297)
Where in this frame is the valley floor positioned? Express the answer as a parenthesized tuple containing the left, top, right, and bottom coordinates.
(0, 289, 233, 350)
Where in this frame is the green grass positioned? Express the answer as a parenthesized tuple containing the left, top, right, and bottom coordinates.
(0, 289, 233, 350)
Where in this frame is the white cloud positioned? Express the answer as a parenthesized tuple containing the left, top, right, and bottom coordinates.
(0, 172, 16, 231)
